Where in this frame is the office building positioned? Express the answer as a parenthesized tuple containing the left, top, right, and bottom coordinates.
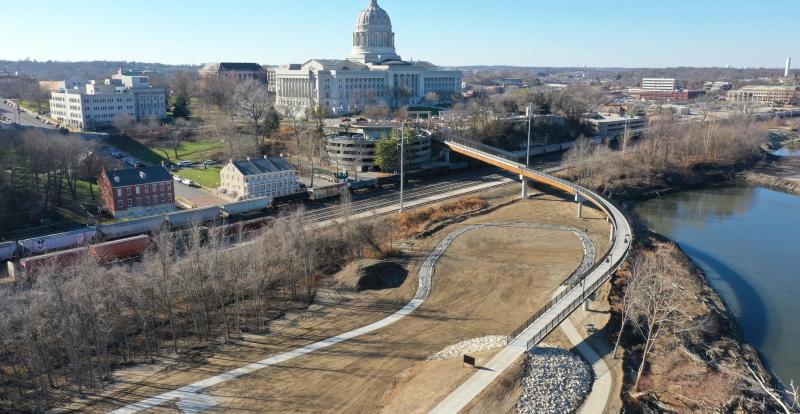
(199, 63, 267, 83)
(641, 78, 678, 91)
(49, 69, 166, 130)
(726, 85, 799, 105)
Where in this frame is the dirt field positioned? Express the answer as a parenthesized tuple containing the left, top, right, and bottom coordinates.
(69, 189, 612, 413)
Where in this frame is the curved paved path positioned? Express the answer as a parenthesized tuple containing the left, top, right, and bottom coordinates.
(110, 222, 589, 413)
(429, 141, 632, 413)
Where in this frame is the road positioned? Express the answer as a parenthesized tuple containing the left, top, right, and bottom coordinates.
(0, 98, 58, 129)
(173, 182, 228, 208)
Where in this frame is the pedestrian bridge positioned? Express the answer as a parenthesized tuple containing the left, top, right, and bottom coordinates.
(430, 139, 633, 413)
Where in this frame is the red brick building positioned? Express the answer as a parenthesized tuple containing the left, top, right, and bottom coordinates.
(99, 166, 176, 219)
(630, 89, 706, 102)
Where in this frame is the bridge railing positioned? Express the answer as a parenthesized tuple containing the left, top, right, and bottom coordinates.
(444, 139, 631, 350)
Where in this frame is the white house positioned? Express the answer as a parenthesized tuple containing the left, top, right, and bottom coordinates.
(220, 156, 302, 200)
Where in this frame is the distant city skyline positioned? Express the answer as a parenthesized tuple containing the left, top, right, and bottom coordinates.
(2, 0, 798, 69)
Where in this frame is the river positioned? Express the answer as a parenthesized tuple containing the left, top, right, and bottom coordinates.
(635, 185, 800, 383)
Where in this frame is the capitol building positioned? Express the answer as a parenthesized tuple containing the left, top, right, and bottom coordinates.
(275, 0, 462, 115)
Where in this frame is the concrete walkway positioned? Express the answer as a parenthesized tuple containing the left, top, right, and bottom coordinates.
(562, 315, 614, 414)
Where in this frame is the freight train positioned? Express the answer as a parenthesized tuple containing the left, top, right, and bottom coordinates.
(0, 167, 451, 268)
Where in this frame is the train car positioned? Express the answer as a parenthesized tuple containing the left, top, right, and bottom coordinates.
(272, 190, 310, 207)
(19, 246, 89, 274)
(544, 144, 562, 153)
(166, 206, 223, 228)
(211, 216, 273, 241)
(376, 174, 399, 186)
(89, 235, 151, 261)
(0, 241, 18, 262)
(97, 216, 167, 240)
(221, 197, 272, 217)
(309, 183, 348, 201)
(348, 178, 378, 192)
(18, 227, 97, 255)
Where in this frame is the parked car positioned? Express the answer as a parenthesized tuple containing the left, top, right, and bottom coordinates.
(203, 160, 216, 165)
(181, 178, 194, 186)
(173, 176, 182, 182)
(178, 160, 193, 167)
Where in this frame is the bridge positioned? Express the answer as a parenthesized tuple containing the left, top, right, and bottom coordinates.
(430, 139, 632, 413)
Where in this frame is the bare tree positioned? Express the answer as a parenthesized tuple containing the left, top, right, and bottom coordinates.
(202, 76, 236, 111)
(628, 245, 692, 391)
(234, 80, 273, 144)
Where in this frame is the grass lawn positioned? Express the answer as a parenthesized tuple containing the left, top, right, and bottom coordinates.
(152, 141, 224, 162)
(20, 100, 49, 114)
(176, 166, 222, 189)
(75, 179, 99, 204)
(104, 135, 225, 166)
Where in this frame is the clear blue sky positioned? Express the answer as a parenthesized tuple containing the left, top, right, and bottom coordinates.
(3, 0, 798, 68)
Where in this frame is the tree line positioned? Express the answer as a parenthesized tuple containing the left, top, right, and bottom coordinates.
(0, 130, 110, 236)
(0, 200, 392, 412)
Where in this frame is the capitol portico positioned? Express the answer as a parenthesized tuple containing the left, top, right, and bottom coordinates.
(275, 0, 462, 115)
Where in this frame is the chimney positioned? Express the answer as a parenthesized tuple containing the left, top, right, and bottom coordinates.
(246, 156, 251, 161)
(263, 155, 268, 159)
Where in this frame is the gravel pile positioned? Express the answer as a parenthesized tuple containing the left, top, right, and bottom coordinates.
(427, 335, 508, 361)
(515, 347, 593, 414)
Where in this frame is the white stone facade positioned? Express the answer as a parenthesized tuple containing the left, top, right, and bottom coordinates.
(275, 0, 462, 115)
(220, 156, 302, 201)
(49, 69, 166, 130)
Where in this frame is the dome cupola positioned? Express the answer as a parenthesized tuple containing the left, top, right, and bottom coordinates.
(348, 0, 401, 64)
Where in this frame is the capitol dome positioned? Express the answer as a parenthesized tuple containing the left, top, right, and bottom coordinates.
(356, 0, 392, 31)
(349, 0, 401, 64)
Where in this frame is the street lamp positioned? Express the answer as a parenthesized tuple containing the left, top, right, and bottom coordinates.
(526, 104, 533, 168)
(399, 119, 405, 212)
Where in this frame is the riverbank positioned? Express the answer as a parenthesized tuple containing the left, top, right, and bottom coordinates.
(606, 155, 800, 412)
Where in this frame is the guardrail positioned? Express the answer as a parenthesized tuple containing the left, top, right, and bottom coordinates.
(444, 138, 631, 350)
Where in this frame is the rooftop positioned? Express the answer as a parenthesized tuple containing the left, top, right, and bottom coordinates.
(202, 62, 263, 72)
(737, 85, 798, 91)
(231, 156, 295, 176)
(105, 166, 173, 187)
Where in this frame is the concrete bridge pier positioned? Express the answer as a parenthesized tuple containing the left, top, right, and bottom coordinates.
(575, 194, 585, 219)
(521, 175, 529, 199)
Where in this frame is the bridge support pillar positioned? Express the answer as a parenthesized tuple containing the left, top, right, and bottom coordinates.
(610, 224, 615, 241)
(577, 201, 583, 219)
(583, 300, 589, 311)
(520, 175, 529, 199)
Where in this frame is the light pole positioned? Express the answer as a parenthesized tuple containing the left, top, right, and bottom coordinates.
(526, 104, 533, 168)
(399, 120, 405, 212)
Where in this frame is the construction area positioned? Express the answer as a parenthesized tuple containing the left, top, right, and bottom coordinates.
(64, 185, 613, 413)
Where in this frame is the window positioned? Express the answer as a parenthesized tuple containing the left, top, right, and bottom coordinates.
(135, 186, 141, 195)
(117, 200, 123, 209)
(160, 194, 165, 203)
(116, 189, 122, 197)
(127, 188, 132, 196)
(145, 196, 151, 204)
(159, 183, 165, 192)
(127, 198, 132, 206)
(144, 185, 149, 194)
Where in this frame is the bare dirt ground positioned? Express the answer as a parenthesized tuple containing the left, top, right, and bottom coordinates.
(67, 186, 612, 414)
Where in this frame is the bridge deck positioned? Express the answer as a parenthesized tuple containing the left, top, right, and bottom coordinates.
(430, 141, 631, 414)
